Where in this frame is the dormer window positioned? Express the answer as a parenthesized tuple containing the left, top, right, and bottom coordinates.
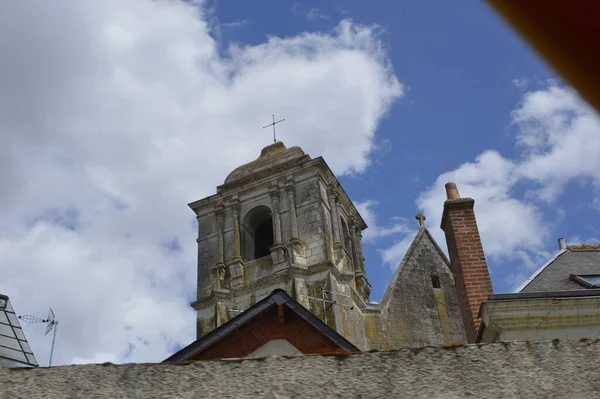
(569, 274, 600, 288)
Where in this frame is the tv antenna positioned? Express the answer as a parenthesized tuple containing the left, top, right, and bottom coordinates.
(19, 308, 59, 367)
(307, 285, 353, 324)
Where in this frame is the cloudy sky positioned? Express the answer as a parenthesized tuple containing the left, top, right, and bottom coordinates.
(1, 0, 599, 366)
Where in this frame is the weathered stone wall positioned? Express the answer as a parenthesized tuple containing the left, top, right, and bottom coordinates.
(378, 232, 466, 349)
(295, 178, 328, 265)
(196, 212, 217, 298)
(328, 274, 370, 350)
(4, 340, 600, 398)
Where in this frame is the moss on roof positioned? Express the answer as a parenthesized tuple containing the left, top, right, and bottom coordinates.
(567, 244, 600, 252)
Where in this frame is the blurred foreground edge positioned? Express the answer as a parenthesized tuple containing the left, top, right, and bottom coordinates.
(486, 0, 600, 113)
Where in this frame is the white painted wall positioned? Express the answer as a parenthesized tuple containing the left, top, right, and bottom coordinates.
(247, 339, 302, 358)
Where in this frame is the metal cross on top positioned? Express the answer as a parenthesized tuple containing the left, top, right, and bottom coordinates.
(263, 114, 285, 143)
(415, 213, 427, 228)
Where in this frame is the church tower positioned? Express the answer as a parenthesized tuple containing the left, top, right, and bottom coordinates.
(189, 142, 373, 346)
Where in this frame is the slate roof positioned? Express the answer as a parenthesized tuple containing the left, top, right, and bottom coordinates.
(0, 294, 38, 368)
(516, 245, 600, 293)
(163, 289, 359, 362)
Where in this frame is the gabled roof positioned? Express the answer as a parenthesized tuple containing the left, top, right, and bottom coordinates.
(515, 245, 600, 293)
(0, 294, 38, 368)
(379, 225, 451, 308)
(163, 289, 359, 362)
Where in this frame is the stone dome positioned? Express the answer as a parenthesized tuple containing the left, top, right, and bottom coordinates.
(224, 142, 308, 185)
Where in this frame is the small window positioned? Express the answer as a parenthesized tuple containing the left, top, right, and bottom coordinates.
(570, 274, 600, 288)
(431, 275, 441, 289)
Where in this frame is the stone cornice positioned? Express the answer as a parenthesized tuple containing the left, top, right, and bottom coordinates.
(480, 296, 600, 331)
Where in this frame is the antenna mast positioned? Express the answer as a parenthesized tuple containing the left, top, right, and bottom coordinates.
(19, 308, 59, 367)
(307, 285, 353, 324)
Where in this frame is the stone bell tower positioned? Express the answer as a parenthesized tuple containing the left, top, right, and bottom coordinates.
(188, 142, 372, 347)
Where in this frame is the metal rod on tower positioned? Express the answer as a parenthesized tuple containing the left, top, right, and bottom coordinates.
(307, 286, 354, 325)
(262, 114, 285, 143)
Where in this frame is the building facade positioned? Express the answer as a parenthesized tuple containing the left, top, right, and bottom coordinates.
(479, 240, 600, 343)
(183, 142, 490, 352)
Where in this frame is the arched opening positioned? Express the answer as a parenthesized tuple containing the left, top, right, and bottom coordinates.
(242, 206, 274, 261)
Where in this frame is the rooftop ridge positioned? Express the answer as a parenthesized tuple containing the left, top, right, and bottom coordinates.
(567, 244, 600, 252)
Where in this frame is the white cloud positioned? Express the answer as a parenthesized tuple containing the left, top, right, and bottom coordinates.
(354, 200, 416, 269)
(379, 232, 417, 268)
(409, 83, 600, 289)
(291, 4, 330, 22)
(355, 200, 411, 243)
(513, 86, 600, 200)
(0, 0, 402, 365)
(306, 8, 330, 22)
(417, 150, 547, 260)
(512, 78, 529, 90)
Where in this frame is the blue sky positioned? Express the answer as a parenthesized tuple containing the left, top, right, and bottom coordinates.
(208, 0, 585, 299)
(2, 0, 599, 365)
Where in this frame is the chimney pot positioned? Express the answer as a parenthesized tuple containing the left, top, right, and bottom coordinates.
(558, 237, 567, 250)
(445, 182, 461, 200)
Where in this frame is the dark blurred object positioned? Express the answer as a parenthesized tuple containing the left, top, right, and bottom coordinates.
(486, 0, 600, 112)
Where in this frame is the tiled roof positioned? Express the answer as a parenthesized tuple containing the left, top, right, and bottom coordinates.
(518, 245, 600, 293)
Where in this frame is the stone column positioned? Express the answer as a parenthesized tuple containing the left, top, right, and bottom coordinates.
(351, 221, 371, 299)
(214, 205, 227, 289)
(349, 218, 360, 272)
(286, 180, 305, 266)
(231, 199, 242, 260)
(286, 181, 299, 240)
(270, 185, 286, 264)
(355, 227, 366, 274)
(227, 199, 244, 286)
(269, 186, 283, 245)
(328, 186, 341, 245)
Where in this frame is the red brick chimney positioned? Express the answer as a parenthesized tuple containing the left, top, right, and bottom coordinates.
(440, 182, 493, 343)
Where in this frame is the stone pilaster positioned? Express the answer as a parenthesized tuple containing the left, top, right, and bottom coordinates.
(351, 222, 370, 299)
(355, 227, 366, 274)
(270, 186, 283, 245)
(231, 199, 242, 260)
(270, 185, 286, 264)
(328, 186, 344, 265)
(328, 186, 342, 246)
(214, 205, 227, 289)
(286, 180, 305, 266)
(215, 300, 228, 328)
(349, 218, 361, 272)
(227, 198, 244, 287)
(286, 181, 299, 240)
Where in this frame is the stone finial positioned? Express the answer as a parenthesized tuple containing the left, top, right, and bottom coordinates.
(415, 213, 426, 228)
(260, 141, 287, 158)
(445, 182, 461, 200)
